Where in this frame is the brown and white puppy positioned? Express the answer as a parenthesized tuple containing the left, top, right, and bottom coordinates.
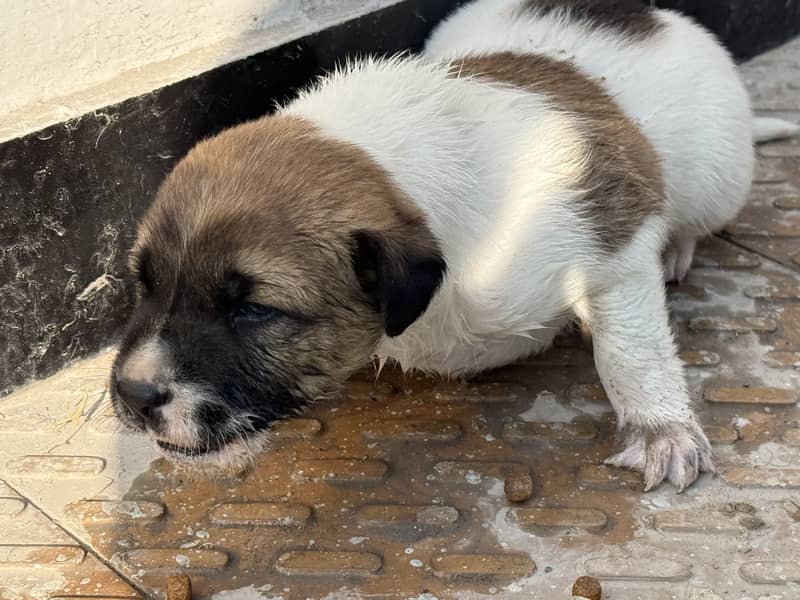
(112, 0, 786, 490)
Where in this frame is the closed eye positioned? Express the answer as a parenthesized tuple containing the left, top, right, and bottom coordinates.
(231, 302, 283, 325)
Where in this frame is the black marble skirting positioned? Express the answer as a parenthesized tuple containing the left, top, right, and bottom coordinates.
(1, 0, 798, 394)
(660, 0, 800, 59)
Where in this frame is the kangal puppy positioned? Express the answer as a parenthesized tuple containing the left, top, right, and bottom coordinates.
(110, 0, 793, 491)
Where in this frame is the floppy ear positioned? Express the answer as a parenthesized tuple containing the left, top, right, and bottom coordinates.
(351, 228, 446, 337)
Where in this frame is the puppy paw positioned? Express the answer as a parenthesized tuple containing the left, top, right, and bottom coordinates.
(663, 237, 697, 284)
(606, 421, 715, 492)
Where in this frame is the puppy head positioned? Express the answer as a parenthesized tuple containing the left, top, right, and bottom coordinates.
(110, 115, 444, 469)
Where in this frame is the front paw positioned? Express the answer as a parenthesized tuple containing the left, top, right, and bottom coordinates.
(663, 236, 697, 283)
(605, 421, 715, 492)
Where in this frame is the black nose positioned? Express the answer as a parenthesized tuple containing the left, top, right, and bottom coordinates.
(115, 379, 171, 418)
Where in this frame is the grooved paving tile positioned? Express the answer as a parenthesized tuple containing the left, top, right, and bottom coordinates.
(689, 316, 778, 333)
(692, 241, 762, 269)
(727, 215, 800, 238)
(5, 455, 107, 477)
(784, 429, 800, 445)
(744, 283, 800, 299)
(294, 458, 389, 482)
(356, 504, 459, 528)
(275, 550, 382, 577)
(765, 350, 800, 367)
(430, 382, 528, 403)
(740, 561, 800, 584)
(724, 468, 800, 488)
(724, 176, 800, 268)
(753, 158, 791, 183)
(601, 589, 677, 600)
(577, 465, 643, 490)
(269, 418, 323, 440)
(651, 506, 765, 533)
(121, 548, 230, 573)
(0, 475, 141, 600)
(761, 142, 800, 158)
(430, 460, 529, 484)
(0, 497, 27, 517)
(585, 557, 692, 582)
(362, 419, 462, 442)
(680, 350, 722, 366)
(511, 507, 608, 532)
(703, 387, 798, 405)
(503, 421, 599, 444)
(51, 597, 140, 600)
(568, 383, 608, 403)
(0, 544, 86, 566)
(430, 553, 536, 580)
(208, 502, 312, 528)
(775, 304, 800, 348)
(774, 194, 800, 209)
(705, 425, 739, 444)
(65, 499, 166, 524)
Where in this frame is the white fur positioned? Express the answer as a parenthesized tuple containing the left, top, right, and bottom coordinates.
(286, 57, 608, 375)
(119, 337, 207, 448)
(159, 432, 268, 477)
(281, 0, 752, 490)
(425, 0, 756, 280)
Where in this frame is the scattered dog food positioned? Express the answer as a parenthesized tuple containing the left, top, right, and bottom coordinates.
(504, 471, 534, 502)
(167, 574, 192, 600)
(572, 575, 602, 600)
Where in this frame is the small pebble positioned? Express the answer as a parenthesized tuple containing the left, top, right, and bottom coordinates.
(572, 575, 601, 600)
(167, 574, 192, 600)
(504, 471, 534, 503)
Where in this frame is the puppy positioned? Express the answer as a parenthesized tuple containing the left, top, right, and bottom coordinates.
(110, 0, 791, 490)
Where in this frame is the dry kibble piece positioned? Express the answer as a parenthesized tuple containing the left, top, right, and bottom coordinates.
(504, 471, 534, 502)
(167, 575, 192, 600)
(572, 575, 602, 600)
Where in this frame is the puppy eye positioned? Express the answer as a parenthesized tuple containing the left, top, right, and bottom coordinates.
(232, 302, 282, 324)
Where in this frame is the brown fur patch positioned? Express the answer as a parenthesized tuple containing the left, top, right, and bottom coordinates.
(519, 0, 664, 39)
(450, 52, 664, 250)
(131, 115, 442, 401)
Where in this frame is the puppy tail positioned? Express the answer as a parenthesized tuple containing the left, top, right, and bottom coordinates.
(753, 116, 800, 143)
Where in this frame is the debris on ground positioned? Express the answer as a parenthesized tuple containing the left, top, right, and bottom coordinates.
(504, 471, 534, 503)
(167, 574, 192, 600)
(572, 575, 602, 600)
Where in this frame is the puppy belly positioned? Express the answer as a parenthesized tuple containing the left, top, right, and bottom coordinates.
(381, 322, 567, 377)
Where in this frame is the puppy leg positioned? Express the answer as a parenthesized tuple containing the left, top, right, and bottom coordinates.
(577, 265, 714, 492)
(663, 235, 696, 283)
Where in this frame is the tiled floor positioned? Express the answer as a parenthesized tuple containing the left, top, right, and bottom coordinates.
(1, 37, 799, 600)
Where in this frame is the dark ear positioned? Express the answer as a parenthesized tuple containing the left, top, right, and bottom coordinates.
(351, 229, 446, 337)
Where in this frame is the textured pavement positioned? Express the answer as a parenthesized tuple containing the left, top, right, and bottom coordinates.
(1, 38, 799, 600)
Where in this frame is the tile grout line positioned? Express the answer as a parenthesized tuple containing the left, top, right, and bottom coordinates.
(716, 232, 800, 273)
(0, 476, 152, 599)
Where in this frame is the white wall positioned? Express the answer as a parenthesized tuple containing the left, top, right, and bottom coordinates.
(0, 0, 400, 142)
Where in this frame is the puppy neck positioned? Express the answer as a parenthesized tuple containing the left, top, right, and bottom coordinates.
(281, 56, 478, 248)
